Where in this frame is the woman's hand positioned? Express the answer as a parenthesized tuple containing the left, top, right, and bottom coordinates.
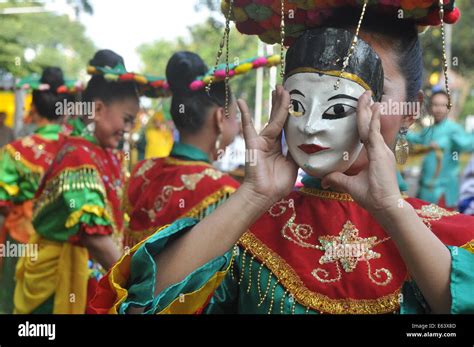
(237, 85, 299, 211)
(321, 90, 402, 215)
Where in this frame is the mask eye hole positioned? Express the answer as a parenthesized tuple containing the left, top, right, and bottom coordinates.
(322, 104, 356, 120)
(289, 99, 306, 117)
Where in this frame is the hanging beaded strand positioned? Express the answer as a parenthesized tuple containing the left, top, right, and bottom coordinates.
(280, 0, 286, 79)
(334, 0, 368, 91)
(206, 0, 233, 117)
(439, 0, 452, 110)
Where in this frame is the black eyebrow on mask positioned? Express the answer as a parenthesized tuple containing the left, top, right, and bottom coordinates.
(290, 89, 305, 97)
(327, 94, 358, 102)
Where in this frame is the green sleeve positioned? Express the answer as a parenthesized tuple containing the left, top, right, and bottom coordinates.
(449, 246, 474, 314)
(119, 218, 236, 314)
(400, 246, 474, 314)
(451, 126, 474, 153)
(0, 146, 40, 204)
(406, 130, 427, 145)
(33, 167, 113, 242)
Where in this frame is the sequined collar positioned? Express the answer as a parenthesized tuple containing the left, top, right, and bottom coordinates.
(301, 172, 408, 201)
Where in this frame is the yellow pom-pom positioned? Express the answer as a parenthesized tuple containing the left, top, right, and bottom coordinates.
(134, 75, 148, 84)
(203, 76, 213, 84)
(259, 30, 281, 45)
(104, 74, 119, 81)
(233, 7, 248, 22)
(235, 62, 254, 75)
(266, 55, 281, 67)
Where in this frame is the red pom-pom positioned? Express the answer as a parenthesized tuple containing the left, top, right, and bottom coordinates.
(286, 8, 307, 25)
(236, 19, 266, 35)
(444, 7, 460, 24)
(419, 9, 441, 26)
(57, 86, 68, 94)
(259, 15, 276, 30)
(150, 80, 164, 88)
(234, 0, 252, 6)
(119, 73, 135, 81)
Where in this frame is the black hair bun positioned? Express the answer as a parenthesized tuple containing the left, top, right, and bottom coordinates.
(40, 67, 65, 93)
(166, 51, 208, 95)
(89, 49, 125, 70)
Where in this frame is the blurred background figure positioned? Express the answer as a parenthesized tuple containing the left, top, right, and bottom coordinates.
(144, 111, 174, 159)
(0, 112, 14, 148)
(214, 121, 245, 173)
(407, 91, 474, 209)
(459, 155, 474, 215)
(0, 67, 69, 314)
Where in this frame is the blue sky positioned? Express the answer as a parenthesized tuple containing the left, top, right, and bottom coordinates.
(81, 0, 211, 71)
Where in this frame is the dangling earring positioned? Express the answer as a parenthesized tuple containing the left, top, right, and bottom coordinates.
(395, 127, 409, 165)
(84, 121, 96, 137)
(215, 133, 223, 152)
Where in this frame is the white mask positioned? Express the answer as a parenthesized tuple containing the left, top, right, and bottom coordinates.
(284, 72, 367, 178)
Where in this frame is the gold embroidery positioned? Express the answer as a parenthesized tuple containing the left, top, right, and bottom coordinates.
(182, 187, 235, 219)
(270, 199, 392, 286)
(415, 204, 458, 229)
(316, 221, 392, 286)
(142, 168, 224, 223)
(299, 187, 409, 202)
(239, 232, 400, 314)
(461, 239, 474, 254)
(299, 187, 354, 202)
(134, 159, 155, 192)
(124, 187, 235, 248)
(32, 166, 119, 237)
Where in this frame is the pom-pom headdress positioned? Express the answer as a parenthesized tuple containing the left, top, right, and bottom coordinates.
(190, 54, 281, 91)
(16, 74, 83, 95)
(221, 0, 460, 46)
(214, 0, 460, 109)
(87, 55, 281, 99)
(86, 63, 171, 98)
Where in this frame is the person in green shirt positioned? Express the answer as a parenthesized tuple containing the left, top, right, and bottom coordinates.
(407, 91, 474, 208)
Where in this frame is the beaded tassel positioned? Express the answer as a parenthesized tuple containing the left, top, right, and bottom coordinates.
(334, 0, 368, 91)
(439, 0, 452, 110)
(206, 0, 233, 118)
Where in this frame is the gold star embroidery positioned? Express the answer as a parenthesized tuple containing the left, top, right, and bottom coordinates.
(318, 221, 381, 273)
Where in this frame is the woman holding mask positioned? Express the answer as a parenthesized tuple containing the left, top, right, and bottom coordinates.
(92, 2, 473, 314)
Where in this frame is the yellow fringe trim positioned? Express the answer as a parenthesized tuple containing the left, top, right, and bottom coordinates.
(238, 232, 401, 314)
(461, 239, 474, 254)
(0, 181, 19, 196)
(182, 186, 237, 219)
(65, 205, 111, 229)
(4, 144, 45, 174)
